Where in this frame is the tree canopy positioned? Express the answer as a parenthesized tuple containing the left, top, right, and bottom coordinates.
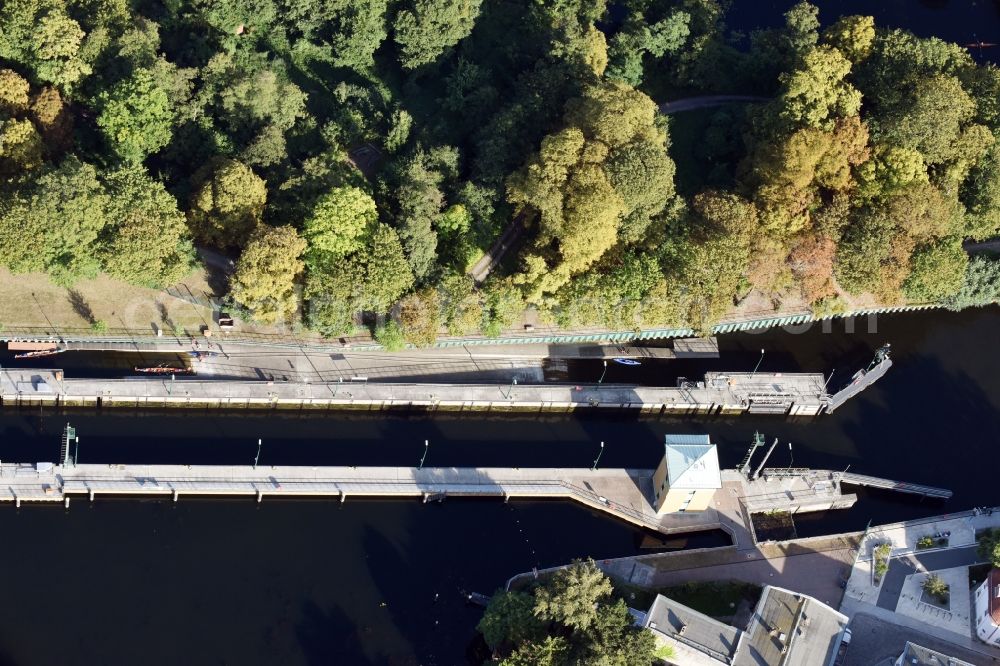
(0, 0, 995, 339)
(478, 560, 655, 665)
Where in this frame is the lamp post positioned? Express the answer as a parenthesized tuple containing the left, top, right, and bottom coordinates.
(787, 442, 794, 470)
(592, 441, 605, 471)
(504, 377, 518, 400)
(750, 349, 765, 379)
(254, 438, 262, 469)
(598, 360, 608, 385)
(419, 440, 429, 470)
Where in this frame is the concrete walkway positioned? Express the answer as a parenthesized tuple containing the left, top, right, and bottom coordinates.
(597, 533, 861, 610)
(0, 368, 831, 414)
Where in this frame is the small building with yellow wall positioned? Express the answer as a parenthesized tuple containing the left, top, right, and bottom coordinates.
(652, 434, 721, 514)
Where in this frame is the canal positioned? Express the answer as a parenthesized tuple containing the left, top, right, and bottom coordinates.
(0, 306, 998, 664)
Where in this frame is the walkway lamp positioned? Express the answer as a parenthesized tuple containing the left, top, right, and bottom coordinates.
(419, 440, 429, 470)
(504, 377, 518, 400)
(750, 349, 765, 379)
(592, 441, 605, 471)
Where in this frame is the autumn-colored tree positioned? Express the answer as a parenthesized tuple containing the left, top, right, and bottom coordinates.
(29, 86, 72, 154)
(671, 190, 756, 330)
(0, 68, 30, 117)
(398, 287, 441, 346)
(188, 158, 267, 249)
(821, 15, 875, 63)
(789, 233, 837, 302)
(0, 118, 43, 172)
(508, 80, 674, 300)
(230, 225, 306, 325)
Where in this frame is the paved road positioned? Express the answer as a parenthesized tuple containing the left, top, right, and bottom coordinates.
(876, 546, 981, 610)
(468, 213, 529, 284)
(658, 95, 769, 114)
(965, 239, 1000, 255)
(842, 612, 999, 666)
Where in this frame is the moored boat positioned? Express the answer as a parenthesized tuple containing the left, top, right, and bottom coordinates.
(133, 365, 192, 375)
(13, 349, 65, 359)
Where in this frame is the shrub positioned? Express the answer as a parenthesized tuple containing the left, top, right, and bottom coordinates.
(922, 574, 949, 602)
(374, 320, 406, 351)
(977, 528, 1000, 567)
(873, 543, 891, 582)
(917, 536, 935, 549)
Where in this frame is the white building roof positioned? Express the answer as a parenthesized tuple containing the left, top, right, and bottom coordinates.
(664, 435, 721, 490)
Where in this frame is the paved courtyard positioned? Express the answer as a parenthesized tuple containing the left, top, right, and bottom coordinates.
(895, 566, 972, 637)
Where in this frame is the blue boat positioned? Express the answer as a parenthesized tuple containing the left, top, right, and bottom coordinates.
(613, 358, 641, 366)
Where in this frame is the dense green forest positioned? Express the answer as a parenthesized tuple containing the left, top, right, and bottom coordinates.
(3, 0, 1000, 342)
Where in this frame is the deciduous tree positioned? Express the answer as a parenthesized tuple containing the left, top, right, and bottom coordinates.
(97, 68, 173, 163)
(0, 156, 108, 282)
(398, 287, 441, 346)
(230, 225, 306, 325)
(99, 166, 192, 286)
(393, 0, 483, 69)
(0, 69, 30, 117)
(903, 239, 967, 302)
(821, 15, 875, 63)
(0, 118, 43, 173)
(187, 158, 267, 249)
(304, 186, 378, 258)
(0, 1, 91, 89)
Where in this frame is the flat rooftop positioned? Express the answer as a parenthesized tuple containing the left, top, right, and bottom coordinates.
(736, 586, 847, 666)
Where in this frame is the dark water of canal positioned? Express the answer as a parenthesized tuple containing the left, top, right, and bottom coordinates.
(1, 306, 999, 664)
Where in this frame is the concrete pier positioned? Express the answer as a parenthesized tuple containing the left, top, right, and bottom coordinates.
(0, 368, 832, 415)
(0, 462, 861, 545)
